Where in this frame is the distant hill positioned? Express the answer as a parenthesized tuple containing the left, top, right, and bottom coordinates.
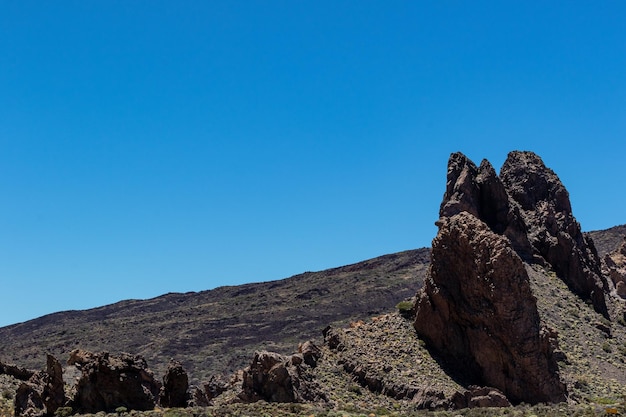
(587, 224, 626, 256)
(0, 248, 429, 383)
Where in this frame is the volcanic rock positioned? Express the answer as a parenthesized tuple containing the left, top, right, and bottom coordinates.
(414, 211, 567, 404)
(239, 350, 326, 403)
(500, 151, 609, 316)
(439, 153, 533, 260)
(0, 361, 35, 381)
(451, 386, 511, 408)
(159, 360, 189, 408)
(14, 355, 65, 417)
(67, 350, 161, 413)
(298, 341, 322, 368)
(603, 237, 626, 299)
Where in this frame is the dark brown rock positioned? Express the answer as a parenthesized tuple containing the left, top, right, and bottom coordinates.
(159, 360, 189, 408)
(0, 361, 35, 381)
(204, 375, 229, 402)
(239, 351, 326, 403)
(500, 151, 609, 317)
(14, 355, 65, 417)
(414, 212, 567, 404)
(67, 350, 161, 413)
(440, 153, 534, 260)
(451, 386, 511, 409)
(298, 341, 322, 368)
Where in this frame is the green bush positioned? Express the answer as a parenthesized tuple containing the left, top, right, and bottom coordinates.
(54, 407, 74, 417)
(396, 300, 415, 319)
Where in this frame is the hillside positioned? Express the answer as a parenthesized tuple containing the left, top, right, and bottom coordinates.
(0, 249, 429, 383)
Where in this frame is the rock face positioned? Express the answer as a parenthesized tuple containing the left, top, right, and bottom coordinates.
(14, 355, 65, 417)
(500, 151, 609, 317)
(159, 360, 189, 408)
(414, 151, 578, 404)
(438, 151, 608, 316)
(67, 350, 161, 413)
(414, 212, 567, 404)
(239, 346, 327, 403)
(603, 237, 626, 298)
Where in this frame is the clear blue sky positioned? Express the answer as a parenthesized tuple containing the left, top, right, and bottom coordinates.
(1, 1, 624, 327)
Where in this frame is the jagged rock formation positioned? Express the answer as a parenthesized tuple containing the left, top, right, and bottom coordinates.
(239, 346, 327, 403)
(500, 151, 609, 317)
(438, 151, 608, 316)
(603, 237, 626, 298)
(159, 360, 189, 408)
(14, 355, 65, 417)
(414, 212, 567, 404)
(67, 350, 161, 413)
(414, 151, 592, 404)
(0, 361, 35, 381)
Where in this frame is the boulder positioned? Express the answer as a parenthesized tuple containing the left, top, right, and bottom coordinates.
(159, 360, 189, 408)
(414, 211, 567, 404)
(298, 341, 322, 368)
(239, 350, 326, 403)
(14, 355, 65, 417)
(67, 350, 161, 413)
(452, 386, 511, 408)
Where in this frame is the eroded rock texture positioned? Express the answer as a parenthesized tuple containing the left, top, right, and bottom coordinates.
(414, 212, 566, 404)
(414, 151, 588, 404)
(159, 360, 189, 408)
(239, 347, 327, 403)
(500, 151, 609, 316)
(14, 355, 65, 417)
(67, 350, 161, 413)
(603, 237, 626, 299)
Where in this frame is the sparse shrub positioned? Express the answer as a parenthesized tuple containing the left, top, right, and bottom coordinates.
(348, 384, 362, 395)
(115, 406, 128, 415)
(374, 406, 390, 415)
(602, 341, 612, 353)
(54, 407, 74, 417)
(396, 300, 415, 319)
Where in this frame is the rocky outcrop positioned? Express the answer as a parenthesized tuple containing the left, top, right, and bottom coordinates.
(500, 151, 609, 316)
(439, 151, 609, 316)
(603, 237, 626, 299)
(439, 153, 533, 260)
(14, 355, 65, 417)
(415, 151, 626, 403)
(239, 346, 327, 403)
(414, 150, 614, 403)
(452, 386, 511, 408)
(1, 361, 35, 381)
(67, 350, 161, 413)
(298, 341, 322, 368)
(414, 212, 567, 404)
(159, 360, 189, 408)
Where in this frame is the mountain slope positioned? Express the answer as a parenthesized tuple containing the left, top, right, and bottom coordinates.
(0, 248, 429, 383)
